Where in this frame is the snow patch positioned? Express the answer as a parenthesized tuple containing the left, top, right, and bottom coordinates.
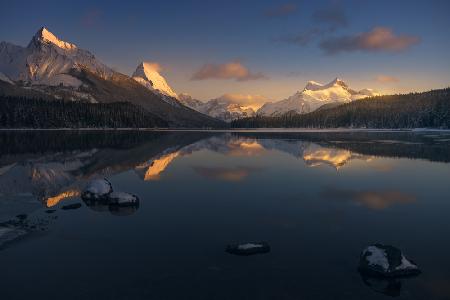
(237, 243, 264, 250)
(364, 246, 390, 271)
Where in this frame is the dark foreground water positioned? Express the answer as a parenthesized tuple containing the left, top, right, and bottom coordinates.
(0, 130, 450, 300)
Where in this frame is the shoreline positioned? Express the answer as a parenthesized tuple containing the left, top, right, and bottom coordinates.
(0, 128, 449, 133)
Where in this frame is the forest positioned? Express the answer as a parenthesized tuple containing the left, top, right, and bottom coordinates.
(232, 88, 450, 129)
(0, 96, 167, 128)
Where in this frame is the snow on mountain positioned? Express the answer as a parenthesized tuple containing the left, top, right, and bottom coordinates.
(178, 94, 256, 122)
(257, 78, 379, 116)
(0, 72, 14, 84)
(0, 27, 114, 87)
(132, 62, 178, 99)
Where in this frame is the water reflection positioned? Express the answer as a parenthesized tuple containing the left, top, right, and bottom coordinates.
(323, 187, 416, 210)
(0, 130, 449, 210)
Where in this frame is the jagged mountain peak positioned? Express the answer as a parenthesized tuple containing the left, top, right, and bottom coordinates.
(30, 27, 77, 50)
(132, 61, 178, 99)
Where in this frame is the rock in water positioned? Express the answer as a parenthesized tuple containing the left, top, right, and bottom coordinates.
(81, 178, 113, 200)
(359, 244, 421, 277)
(61, 203, 82, 210)
(108, 192, 139, 207)
(0, 226, 27, 249)
(226, 242, 270, 256)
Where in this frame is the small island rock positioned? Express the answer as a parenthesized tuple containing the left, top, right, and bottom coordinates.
(359, 244, 421, 277)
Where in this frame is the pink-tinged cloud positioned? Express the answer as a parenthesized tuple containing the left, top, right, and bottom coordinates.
(375, 75, 400, 83)
(320, 27, 420, 54)
(265, 3, 297, 17)
(191, 61, 267, 81)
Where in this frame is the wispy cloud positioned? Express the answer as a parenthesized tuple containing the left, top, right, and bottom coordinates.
(375, 75, 400, 83)
(276, 28, 326, 46)
(275, 4, 348, 47)
(264, 3, 298, 17)
(312, 4, 348, 29)
(320, 27, 420, 55)
(191, 61, 267, 82)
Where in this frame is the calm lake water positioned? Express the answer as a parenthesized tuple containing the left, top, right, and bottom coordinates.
(1, 130, 450, 300)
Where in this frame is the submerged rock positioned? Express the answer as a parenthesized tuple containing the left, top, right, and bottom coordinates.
(226, 242, 270, 256)
(61, 203, 82, 210)
(0, 226, 27, 249)
(81, 179, 113, 200)
(108, 192, 139, 206)
(360, 273, 402, 297)
(359, 244, 421, 277)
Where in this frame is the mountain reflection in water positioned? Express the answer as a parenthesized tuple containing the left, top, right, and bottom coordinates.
(0, 130, 449, 209)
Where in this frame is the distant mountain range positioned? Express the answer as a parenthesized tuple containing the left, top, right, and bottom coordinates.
(0, 27, 446, 128)
(257, 78, 379, 117)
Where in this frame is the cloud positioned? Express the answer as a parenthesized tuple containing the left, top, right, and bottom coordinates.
(320, 27, 420, 54)
(217, 93, 269, 109)
(323, 187, 416, 210)
(193, 166, 262, 181)
(276, 28, 326, 46)
(312, 4, 348, 29)
(375, 75, 400, 83)
(265, 3, 298, 17)
(191, 61, 267, 81)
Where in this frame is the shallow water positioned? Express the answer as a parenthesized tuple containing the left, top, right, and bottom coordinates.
(0, 130, 450, 300)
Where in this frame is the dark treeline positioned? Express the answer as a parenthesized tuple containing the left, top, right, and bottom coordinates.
(232, 88, 450, 129)
(0, 96, 168, 128)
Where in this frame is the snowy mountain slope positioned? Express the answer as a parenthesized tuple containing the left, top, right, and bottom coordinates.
(0, 27, 114, 87)
(178, 94, 255, 122)
(132, 62, 178, 99)
(257, 78, 379, 116)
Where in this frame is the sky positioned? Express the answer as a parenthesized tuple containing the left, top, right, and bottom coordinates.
(1, 0, 449, 108)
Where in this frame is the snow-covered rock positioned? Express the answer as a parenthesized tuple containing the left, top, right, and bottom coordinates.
(257, 78, 379, 116)
(226, 241, 270, 255)
(81, 178, 113, 200)
(359, 244, 421, 277)
(132, 62, 178, 99)
(108, 192, 139, 206)
(0, 27, 114, 87)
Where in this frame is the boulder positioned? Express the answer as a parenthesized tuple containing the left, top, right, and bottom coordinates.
(226, 242, 270, 256)
(108, 192, 139, 207)
(81, 178, 113, 200)
(359, 244, 421, 277)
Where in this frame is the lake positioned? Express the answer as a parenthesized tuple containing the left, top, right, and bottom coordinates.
(0, 130, 450, 300)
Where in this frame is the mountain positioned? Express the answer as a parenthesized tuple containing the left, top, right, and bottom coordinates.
(132, 62, 178, 101)
(257, 78, 379, 116)
(232, 88, 450, 129)
(178, 94, 256, 122)
(0, 27, 224, 128)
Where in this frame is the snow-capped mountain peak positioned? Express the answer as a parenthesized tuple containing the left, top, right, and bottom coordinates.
(0, 26, 114, 87)
(31, 27, 77, 50)
(132, 62, 178, 99)
(258, 78, 379, 116)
